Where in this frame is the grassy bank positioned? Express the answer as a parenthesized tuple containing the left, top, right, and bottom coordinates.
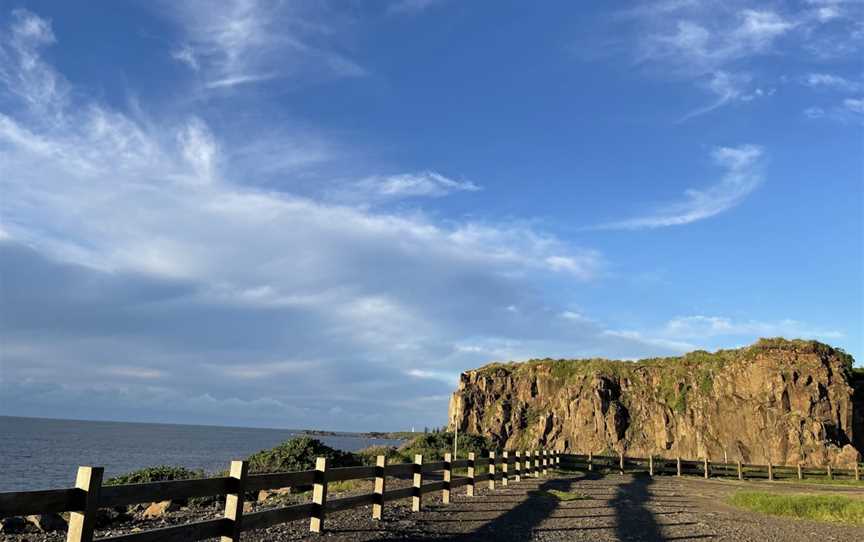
(727, 491, 864, 524)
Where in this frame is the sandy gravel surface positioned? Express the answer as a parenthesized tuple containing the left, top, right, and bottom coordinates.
(3, 472, 863, 541)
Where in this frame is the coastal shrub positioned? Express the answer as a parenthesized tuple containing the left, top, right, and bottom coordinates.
(105, 465, 204, 486)
(355, 445, 404, 465)
(246, 437, 359, 474)
(398, 432, 491, 462)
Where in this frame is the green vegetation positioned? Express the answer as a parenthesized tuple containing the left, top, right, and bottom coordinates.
(105, 465, 204, 486)
(727, 491, 864, 524)
(533, 489, 592, 501)
(473, 338, 855, 415)
(776, 478, 864, 488)
(246, 436, 359, 474)
(397, 431, 490, 462)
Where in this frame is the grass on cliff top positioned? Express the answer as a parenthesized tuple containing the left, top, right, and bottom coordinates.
(727, 491, 864, 524)
(474, 338, 855, 387)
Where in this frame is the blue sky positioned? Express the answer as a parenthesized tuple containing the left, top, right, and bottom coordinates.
(0, 0, 861, 431)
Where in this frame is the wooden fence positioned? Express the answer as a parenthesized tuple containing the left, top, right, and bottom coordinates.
(560, 452, 863, 483)
(3, 448, 861, 541)
(0, 449, 559, 542)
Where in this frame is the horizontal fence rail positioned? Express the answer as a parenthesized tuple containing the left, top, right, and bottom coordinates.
(0, 448, 559, 542)
(2, 447, 860, 541)
(560, 453, 863, 483)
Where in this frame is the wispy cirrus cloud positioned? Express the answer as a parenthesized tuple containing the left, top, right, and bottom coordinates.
(594, 144, 764, 230)
(611, 1, 864, 119)
(336, 171, 480, 203)
(0, 10, 621, 429)
(386, 0, 448, 16)
(661, 315, 844, 341)
(162, 0, 366, 90)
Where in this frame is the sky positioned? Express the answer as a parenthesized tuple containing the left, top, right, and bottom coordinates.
(0, 0, 862, 431)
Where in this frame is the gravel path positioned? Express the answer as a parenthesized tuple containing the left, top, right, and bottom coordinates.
(4, 473, 863, 541)
(291, 472, 864, 542)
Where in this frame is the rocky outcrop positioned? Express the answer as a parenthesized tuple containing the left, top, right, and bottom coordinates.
(449, 339, 863, 467)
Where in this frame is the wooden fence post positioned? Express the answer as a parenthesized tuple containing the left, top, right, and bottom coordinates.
(467, 452, 476, 497)
(676, 456, 681, 477)
(533, 450, 539, 477)
(372, 455, 386, 519)
(502, 451, 509, 487)
(66, 466, 103, 542)
(310, 457, 328, 533)
(515, 450, 521, 481)
(855, 463, 860, 482)
(827, 465, 833, 480)
(442, 453, 451, 505)
(767, 463, 773, 481)
(588, 452, 593, 472)
(488, 451, 496, 490)
(542, 450, 548, 476)
(619, 451, 624, 475)
(703, 457, 709, 479)
(649, 456, 654, 477)
(737, 460, 743, 481)
(412, 454, 423, 512)
(797, 463, 803, 480)
(556, 450, 560, 466)
(220, 460, 248, 542)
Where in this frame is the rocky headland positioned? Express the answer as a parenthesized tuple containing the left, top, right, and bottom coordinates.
(449, 338, 863, 467)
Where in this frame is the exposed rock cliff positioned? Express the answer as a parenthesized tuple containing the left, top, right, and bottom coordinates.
(449, 339, 863, 467)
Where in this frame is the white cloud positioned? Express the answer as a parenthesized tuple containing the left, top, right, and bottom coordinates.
(662, 315, 844, 341)
(844, 97, 864, 113)
(163, 0, 366, 90)
(803, 73, 862, 92)
(346, 171, 481, 201)
(0, 12, 625, 428)
(619, 2, 863, 116)
(387, 0, 447, 15)
(595, 144, 764, 229)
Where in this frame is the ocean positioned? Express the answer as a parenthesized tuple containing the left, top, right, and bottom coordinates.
(0, 416, 405, 492)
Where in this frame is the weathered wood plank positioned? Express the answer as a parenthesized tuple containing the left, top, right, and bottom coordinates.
(100, 478, 232, 507)
(383, 486, 414, 501)
(421, 480, 446, 494)
(242, 504, 314, 531)
(96, 518, 229, 542)
(385, 464, 414, 477)
(327, 492, 376, 512)
(421, 461, 447, 473)
(327, 465, 376, 483)
(0, 488, 82, 516)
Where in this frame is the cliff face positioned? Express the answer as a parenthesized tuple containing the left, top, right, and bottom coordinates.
(449, 339, 862, 467)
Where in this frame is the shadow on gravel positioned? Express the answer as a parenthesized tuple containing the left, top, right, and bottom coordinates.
(610, 473, 667, 542)
(373, 478, 571, 542)
(362, 472, 685, 541)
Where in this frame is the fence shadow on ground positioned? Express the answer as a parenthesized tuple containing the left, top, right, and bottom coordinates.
(362, 472, 679, 542)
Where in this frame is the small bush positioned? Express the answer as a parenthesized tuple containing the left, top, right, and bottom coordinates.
(246, 437, 359, 474)
(355, 445, 405, 465)
(398, 432, 491, 462)
(105, 465, 204, 486)
(728, 491, 864, 524)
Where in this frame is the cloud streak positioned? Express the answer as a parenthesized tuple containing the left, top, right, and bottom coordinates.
(163, 0, 366, 90)
(0, 10, 624, 429)
(594, 144, 764, 230)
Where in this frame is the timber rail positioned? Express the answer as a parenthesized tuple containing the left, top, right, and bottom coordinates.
(0, 449, 558, 542)
(1, 449, 861, 541)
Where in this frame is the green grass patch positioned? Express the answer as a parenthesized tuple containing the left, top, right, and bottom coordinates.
(727, 491, 864, 524)
(532, 489, 592, 501)
(776, 478, 864, 488)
